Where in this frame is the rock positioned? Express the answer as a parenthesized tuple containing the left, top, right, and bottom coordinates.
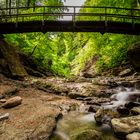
(86, 97, 110, 106)
(111, 115, 140, 136)
(0, 99, 6, 103)
(95, 108, 120, 125)
(0, 100, 60, 140)
(88, 105, 100, 113)
(126, 132, 140, 140)
(117, 81, 134, 87)
(68, 92, 87, 99)
(135, 80, 140, 89)
(117, 106, 130, 116)
(2, 96, 22, 108)
(127, 42, 140, 71)
(70, 128, 102, 140)
(79, 103, 89, 112)
(67, 82, 111, 99)
(0, 85, 18, 99)
(128, 93, 140, 102)
(84, 97, 93, 101)
(0, 113, 9, 121)
(0, 39, 27, 78)
(101, 124, 113, 134)
(125, 102, 140, 109)
(82, 72, 95, 78)
(131, 107, 140, 115)
(76, 97, 85, 101)
(119, 68, 133, 77)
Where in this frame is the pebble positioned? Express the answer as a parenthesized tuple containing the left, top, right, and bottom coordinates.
(0, 113, 9, 121)
(0, 99, 7, 103)
(2, 96, 22, 108)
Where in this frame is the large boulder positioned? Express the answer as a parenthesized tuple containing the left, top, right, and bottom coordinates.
(126, 132, 140, 140)
(95, 108, 120, 125)
(70, 128, 102, 140)
(0, 96, 61, 140)
(111, 115, 140, 136)
(127, 42, 140, 71)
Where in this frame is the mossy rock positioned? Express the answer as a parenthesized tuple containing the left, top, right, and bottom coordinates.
(95, 108, 120, 124)
(70, 126, 102, 140)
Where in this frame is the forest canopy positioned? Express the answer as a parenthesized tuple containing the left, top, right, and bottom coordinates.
(3, 0, 140, 76)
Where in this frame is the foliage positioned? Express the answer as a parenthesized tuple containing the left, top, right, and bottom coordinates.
(3, 0, 140, 76)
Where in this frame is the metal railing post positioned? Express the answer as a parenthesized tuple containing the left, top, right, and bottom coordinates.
(73, 6, 76, 22)
(131, 9, 135, 28)
(16, 6, 19, 28)
(15, 0, 19, 27)
(105, 7, 108, 28)
(42, 7, 45, 26)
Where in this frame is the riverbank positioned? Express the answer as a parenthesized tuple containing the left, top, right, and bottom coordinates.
(0, 73, 140, 139)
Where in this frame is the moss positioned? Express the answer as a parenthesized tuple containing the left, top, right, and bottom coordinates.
(70, 125, 102, 140)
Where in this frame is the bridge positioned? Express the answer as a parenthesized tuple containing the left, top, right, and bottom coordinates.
(0, 6, 140, 35)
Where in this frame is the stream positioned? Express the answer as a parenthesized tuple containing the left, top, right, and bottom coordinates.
(50, 87, 140, 140)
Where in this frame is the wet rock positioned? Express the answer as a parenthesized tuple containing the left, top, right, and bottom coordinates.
(119, 68, 133, 77)
(95, 108, 120, 125)
(117, 106, 130, 116)
(135, 80, 140, 89)
(117, 81, 134, 87)
(111, 115, 140, 136)
(88, 105, 100, 113)
(128, 93, 140, 102)
(125, 102, 140, 109)
(2, 96, 22, 108)
(131, 107, 140, 115)
(70, 127, 102, 140)
(100, 124, 113, 134)
(126, 132, 140, 140)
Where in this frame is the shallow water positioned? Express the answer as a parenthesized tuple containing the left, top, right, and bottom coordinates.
(103, 88, 140, 108)
(50, 112, 118, 140)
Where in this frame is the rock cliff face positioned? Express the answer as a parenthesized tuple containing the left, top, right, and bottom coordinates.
(0, 39, 52, 79)
(127, 42, 140, 71)
(0, 39, 27, 78)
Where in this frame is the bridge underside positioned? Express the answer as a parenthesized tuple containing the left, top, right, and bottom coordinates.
(0, 21, 140, 35)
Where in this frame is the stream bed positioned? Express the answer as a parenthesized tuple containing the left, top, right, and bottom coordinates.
(50, 87, 140, 140)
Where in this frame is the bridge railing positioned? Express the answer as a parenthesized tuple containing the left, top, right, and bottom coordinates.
(0, 6, 140, 24)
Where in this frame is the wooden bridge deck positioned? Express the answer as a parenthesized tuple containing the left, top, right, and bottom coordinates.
(0, 6, 140, 35)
